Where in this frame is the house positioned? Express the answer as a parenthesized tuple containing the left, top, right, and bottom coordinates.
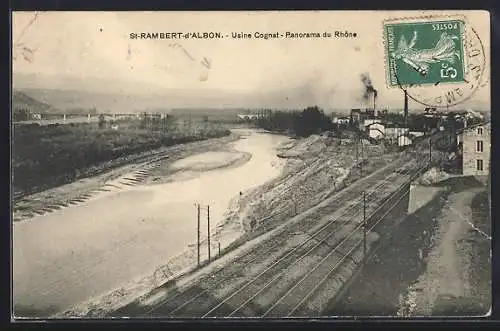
(332, 116, 350, 125)
(398, 135, 413, 146)
(350, 109, 362, 124)
(385, 126, 409, 139)
(362, 119, 381, 129)
(424, 107, 438, 115)
(409, 131, 425, 138)
(351, 108, 377, 128)
(237, 114, 259, 120)
(364, 109, 376, 119)
(365, 122, 385, 140)
(459, 122, 490, 176)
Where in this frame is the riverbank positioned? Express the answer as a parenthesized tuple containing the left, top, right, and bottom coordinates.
(12, 121, 231, 199)
(14, 129, 288, 318)
(13, 133, 239, 223)
(325, 175, 491, 316)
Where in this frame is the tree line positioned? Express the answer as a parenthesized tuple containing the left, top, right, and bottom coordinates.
(255, 106, 334, 137)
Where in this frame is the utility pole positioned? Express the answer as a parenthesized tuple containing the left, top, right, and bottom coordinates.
(355, 134, 359, 163)
(404, 90, 408, 129)
(218, 242, 221, 257)
(363, 191, 367, 259)
(207, 205, 211, 262)
(360, 134, 364, 177)
(361, 134, 364, 157)
(429, 137, 432, 165)
(197, 203, 201, 267)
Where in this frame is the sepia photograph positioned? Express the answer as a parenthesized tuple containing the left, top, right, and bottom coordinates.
(11, 10, 491, 319)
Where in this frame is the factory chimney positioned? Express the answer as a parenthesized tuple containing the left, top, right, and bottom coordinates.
(360, 73, 378, 118)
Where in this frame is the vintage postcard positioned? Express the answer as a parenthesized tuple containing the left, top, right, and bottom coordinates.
(11, 10, 491, 320)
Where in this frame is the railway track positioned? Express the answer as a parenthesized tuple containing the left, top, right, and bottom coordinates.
(288, 180, 416, 318)
(129, 156, 425, 318)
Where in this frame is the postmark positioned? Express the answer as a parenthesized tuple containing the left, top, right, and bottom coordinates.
(383, 15, 488, 108)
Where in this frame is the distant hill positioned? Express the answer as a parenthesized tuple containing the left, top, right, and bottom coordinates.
(12, 90, 60, 113)
(15, 88, 178, 113)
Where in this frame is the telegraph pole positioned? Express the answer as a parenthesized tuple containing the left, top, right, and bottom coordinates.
(363, 191, 367, 259)
(207, 205, 211, 262)
(197, 203, 201, 267)
(404, 90, 408, 129)
(429, 137, 432, 165)
(360, 134, 364, 177)
(355, 134, 359, 163)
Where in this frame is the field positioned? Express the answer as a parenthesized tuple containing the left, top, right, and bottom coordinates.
(12, 119, 230, 198)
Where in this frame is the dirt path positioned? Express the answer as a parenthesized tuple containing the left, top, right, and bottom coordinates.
(407, 186, 491, 316)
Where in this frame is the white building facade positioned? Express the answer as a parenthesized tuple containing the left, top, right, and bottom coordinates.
(398, 135, 413, 146)
(366, 123, 385, 139)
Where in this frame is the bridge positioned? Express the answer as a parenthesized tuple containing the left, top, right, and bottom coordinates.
(12, 113, 139, 127)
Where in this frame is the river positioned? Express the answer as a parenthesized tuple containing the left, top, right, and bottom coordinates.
(13, 129, 290, 316)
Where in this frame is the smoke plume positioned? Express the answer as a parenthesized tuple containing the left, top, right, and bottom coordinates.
(360, 73, 378, 101)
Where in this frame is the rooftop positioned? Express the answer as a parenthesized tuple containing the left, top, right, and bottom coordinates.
(456, 121, 490, 135)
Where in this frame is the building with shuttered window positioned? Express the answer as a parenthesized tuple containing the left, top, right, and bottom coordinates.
(459, 122, 490, 177)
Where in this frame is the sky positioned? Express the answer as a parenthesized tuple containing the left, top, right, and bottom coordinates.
(12, 11, 491, 110)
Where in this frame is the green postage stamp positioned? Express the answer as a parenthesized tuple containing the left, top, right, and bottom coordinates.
(384, 19, 466, 87)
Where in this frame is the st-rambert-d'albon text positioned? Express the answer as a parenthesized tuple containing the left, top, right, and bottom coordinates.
(129, 31, 357, 40)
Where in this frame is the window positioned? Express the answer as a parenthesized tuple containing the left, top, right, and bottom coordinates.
(477, 159, 484, 171)
(477, 127, 483, 135)
(477, 140, 484, 152)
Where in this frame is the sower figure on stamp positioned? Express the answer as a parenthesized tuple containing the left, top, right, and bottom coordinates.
(391, 30, 461, 77)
